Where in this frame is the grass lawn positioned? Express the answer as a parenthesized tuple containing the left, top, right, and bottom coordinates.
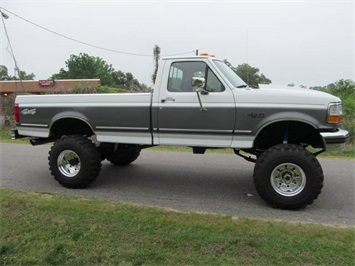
(1, 189, 354, 265)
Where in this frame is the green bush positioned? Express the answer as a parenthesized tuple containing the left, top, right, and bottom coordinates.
(71, 85, 129, 94)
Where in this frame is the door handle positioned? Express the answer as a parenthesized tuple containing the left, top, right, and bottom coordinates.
(161, 97, 175, 103)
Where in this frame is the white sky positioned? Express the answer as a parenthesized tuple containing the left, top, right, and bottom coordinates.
(1, 0, 354, 87)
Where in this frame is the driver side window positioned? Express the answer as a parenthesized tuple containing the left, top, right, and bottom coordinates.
(206, 68, 225, 92)
(167, 61, 224, 93)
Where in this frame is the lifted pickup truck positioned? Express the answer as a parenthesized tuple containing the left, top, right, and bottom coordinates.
(13, 54, 349, 209)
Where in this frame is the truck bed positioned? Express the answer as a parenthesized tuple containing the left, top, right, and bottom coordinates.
(16, 93, 153, 144)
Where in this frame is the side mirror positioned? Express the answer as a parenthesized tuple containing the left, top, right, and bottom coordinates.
(196, 87, 209, 95)
(192, 77, 205, 88)
(192, 77, 208, 111)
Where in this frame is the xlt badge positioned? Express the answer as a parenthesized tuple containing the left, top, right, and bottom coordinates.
(248, 112, 264, 118)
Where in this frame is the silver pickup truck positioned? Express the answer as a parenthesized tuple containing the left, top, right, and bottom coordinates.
(13, 55, 349, 209)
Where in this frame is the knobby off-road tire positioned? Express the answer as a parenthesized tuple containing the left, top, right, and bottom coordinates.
(253, 144, 324, 210)
(107, 149, 141, 166)
(48, 135, 102, 188)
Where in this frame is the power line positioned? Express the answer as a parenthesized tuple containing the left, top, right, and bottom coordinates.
(1, 9, 25, 93)
(0, 7, 195, 57)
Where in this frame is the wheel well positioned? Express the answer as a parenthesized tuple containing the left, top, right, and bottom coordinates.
(254, 121, 323, 152)
(50, 118, 94, 138)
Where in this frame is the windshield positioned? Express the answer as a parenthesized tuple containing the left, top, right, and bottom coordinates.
(213, 60, 246, 88)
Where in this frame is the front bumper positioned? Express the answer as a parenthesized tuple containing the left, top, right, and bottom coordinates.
(320, 129, 350, 151)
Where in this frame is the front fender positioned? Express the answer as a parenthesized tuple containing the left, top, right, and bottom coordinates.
(253, 112, 319, 136)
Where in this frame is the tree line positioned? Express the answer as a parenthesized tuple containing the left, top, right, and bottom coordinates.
(50, 53, 151, 92)
(0, 52, 272, 90)
(0, 65, 35, 81)
(0, 53, 151, 92)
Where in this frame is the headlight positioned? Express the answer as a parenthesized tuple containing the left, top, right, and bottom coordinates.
(327, 103, 343, 123)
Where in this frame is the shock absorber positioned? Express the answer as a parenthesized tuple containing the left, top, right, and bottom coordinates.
(283, 123, 289, 144)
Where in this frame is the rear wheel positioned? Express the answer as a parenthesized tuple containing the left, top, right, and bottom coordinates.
(48, 135, 102, 188)
(253, 144, 323, 210)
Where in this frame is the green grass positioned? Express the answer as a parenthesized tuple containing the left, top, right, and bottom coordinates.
(320, 146, 355, 158)
(0, 126, 29, 144)
(1, 189, 354, 265)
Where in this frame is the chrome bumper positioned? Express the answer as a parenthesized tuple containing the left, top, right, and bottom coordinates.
(11, 129, 23, 140)
(320, 129, 350, 151)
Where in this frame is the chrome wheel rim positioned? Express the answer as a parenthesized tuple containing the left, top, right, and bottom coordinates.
(57, 150, 81, 177)
(270, 163, 306, 197)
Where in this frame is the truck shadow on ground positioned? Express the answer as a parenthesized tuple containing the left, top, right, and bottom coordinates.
(92, 159, 263, 209)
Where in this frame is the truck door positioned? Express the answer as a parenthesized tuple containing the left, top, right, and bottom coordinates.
(157, 60, 236, 147)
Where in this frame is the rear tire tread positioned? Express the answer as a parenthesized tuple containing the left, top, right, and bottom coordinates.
(48, 135, 102, 188)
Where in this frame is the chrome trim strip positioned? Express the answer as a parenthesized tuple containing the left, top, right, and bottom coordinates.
(159, 128, 233, 134)
(96, 126, 149, 131)
(234, 130, 252, 134)
(20, 123, 48, 128)
(96, 131, 152, 145)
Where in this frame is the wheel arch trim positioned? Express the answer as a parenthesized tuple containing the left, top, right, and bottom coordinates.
(253, 117, 324, 149)
(49, 112, 95, 136)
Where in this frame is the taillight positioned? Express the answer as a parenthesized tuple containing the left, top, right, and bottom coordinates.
(14, 104, 20, 123)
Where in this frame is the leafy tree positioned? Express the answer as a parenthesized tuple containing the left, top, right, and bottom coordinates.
(0, 65, 8, 80)
(223, 60, 271, 87)
(125, 72, 134, 87)
(50, 53, 146, 92)
(327, 79, 354, 100)
(0, 65, 35, 80)
(125, 72, 143, 92)
(50, 53, 115, 86)
(50, 68, 68, 80)
(17, 70, 35, 80)
(111, 70, 127, 86)
(140, 83, 153, 92)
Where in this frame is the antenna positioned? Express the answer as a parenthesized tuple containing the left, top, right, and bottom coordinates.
(246, 29, 250, 86)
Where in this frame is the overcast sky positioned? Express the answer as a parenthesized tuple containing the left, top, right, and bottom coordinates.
(1, 0, 354, 87)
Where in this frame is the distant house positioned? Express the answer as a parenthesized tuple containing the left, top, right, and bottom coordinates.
(0, 79, 100, 95)
(0, 79, 100, 117)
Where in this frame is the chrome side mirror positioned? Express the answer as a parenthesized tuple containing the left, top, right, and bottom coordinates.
(192, 77, 205, 88)
(192, 77, 208, 111)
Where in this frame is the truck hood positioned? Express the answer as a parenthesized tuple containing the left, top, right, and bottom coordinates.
(234, 86, 341, 107)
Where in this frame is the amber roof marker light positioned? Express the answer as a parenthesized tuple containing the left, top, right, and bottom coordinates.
(199, 52, 217, 58)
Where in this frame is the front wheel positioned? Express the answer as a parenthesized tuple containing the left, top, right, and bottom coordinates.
(253, 144, 324, 210)
(48, 135, 102, 188)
